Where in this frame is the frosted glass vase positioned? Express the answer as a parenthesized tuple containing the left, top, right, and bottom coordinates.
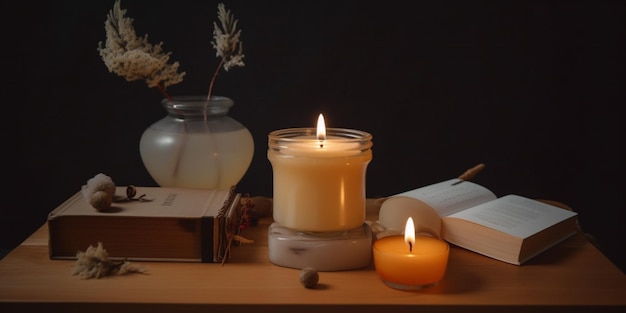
(139, 96, 254, 190)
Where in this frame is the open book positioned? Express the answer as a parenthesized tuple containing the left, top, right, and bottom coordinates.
(393, 178, 579, 265)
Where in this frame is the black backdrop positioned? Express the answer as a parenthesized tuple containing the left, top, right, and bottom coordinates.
(4, 0, 624, 272)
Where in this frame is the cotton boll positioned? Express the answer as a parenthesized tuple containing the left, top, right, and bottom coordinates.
(90, 191, 112, 212)
(93, 173, 115, 194)
(81, 173, 116, 209)
(81, 173, 116, 199)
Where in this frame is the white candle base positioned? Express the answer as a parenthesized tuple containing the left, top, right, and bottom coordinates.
(268, 222, 372, 271)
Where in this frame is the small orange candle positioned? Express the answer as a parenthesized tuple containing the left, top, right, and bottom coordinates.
(373, 217, 449, 289)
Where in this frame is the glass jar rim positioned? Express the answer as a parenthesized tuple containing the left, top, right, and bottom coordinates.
(268, 127, 372, 142)
(162, 96, 233, 118)
(268, 127, 373, 156)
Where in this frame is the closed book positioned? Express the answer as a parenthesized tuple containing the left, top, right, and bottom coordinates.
(48, 186, 240, 263)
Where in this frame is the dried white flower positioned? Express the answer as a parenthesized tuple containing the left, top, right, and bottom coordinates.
(71, 242, 148, 279)
(97, 0, 185, 98)
(97, 1, 245, 101)
(211, 3, 245, 72)
(207, 3, 245, 100)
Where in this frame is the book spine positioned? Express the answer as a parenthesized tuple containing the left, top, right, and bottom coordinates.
(200, 216, 215, 263)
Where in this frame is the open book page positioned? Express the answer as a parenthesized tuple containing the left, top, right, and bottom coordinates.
(396, 179, 497, 217)
(446, 195, 578, 238)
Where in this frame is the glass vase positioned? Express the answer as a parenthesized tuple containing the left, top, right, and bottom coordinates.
(139, 96, 254, 190)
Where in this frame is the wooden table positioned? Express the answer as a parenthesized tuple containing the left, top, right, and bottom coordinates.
(1, 200, 625, 313)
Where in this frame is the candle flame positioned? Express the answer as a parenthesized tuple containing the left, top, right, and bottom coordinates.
(405, 217, 415, 253)
(316, 114, 326, 148)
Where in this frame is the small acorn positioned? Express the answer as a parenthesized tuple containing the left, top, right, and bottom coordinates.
(90, 190, 112, 212)
(299, 267, 319, 289)
(126, 185, 137, 199)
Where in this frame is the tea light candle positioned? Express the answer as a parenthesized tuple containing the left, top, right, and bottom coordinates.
(373, 217, 449, 290)
(267, 114, 373, 232)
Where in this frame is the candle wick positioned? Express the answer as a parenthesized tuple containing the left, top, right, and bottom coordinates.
(319, 141, 324, 148)
(409, 242, 413, 253)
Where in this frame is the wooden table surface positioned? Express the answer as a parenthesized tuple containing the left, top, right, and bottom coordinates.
(1, 200, 625, 313)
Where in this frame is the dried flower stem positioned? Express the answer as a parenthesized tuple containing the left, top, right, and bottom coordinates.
(207, 59, 225, 104)
(171, 118, 190, 178)
(156, 84, 172, 100)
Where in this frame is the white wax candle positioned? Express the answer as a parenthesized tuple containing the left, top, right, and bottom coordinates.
(268, 143, 371, 231)
(268, 115, 373, 232)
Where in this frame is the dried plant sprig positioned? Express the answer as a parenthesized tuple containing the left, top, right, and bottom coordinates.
(208, 3, 245, 100)
(221, 194, 255, 265)
(71, 242, 148, 279)
(97, 0, 185, 99)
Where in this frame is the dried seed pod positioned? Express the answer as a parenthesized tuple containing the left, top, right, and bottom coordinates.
(126, 185, 137, 199)
(299, 267, 319, 289)
(90, 191, 112, 212)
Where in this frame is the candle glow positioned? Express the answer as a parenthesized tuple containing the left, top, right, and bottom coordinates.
(405, 217, 415, 253)
(317, 113, 326, 147)
(373, 217, 449, 289)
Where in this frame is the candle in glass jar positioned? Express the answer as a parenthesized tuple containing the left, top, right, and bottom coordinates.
(267, 114, 373, 232)
(373, 217, 449, 289)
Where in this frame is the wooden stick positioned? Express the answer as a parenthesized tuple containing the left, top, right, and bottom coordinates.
(457, 163, 486, 181)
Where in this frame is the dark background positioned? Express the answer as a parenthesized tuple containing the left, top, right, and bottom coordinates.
(4, 1, 624, 272)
